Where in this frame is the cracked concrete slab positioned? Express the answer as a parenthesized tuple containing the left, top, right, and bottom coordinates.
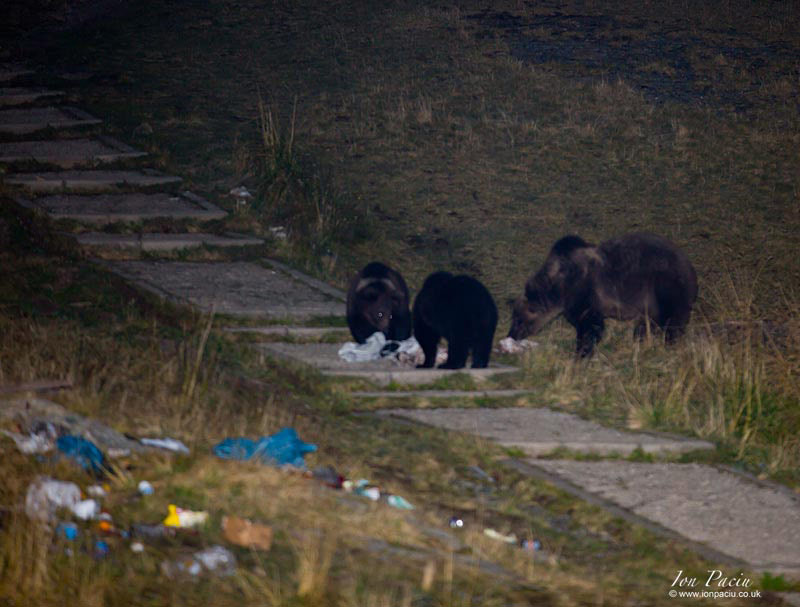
(224, 326, 350, 338)
(75, 232, 264, 251)
(0, 106, 102, 134)
(0, 87, 63, 106)
(529, 460, 800, 576)
(15, 190, 225, 223)
(0, 66, 33, 82)
(354, 389, 533, 399)
(379, 407, 713, 455)
(3, 169, 181, 193)
(0, 137, 145, 168)
(258, 342, 517, 385)
(104, 260, 345, 319)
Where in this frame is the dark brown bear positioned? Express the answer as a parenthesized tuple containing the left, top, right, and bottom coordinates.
(413, 271, 498, 369)
(509, 233, 698, 357)
(346, 262, 411, 344)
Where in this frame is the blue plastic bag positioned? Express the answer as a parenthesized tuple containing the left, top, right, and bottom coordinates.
(56, 435, 107, 476)
(212, 428, 316, 468)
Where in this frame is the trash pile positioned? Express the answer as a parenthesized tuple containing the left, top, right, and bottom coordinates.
(497, 337, 538, 354)
(337, 331, 448, 366)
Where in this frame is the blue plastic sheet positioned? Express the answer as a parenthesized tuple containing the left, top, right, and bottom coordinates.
(56, 435, 107, 476)
(212, 428, 317, 468)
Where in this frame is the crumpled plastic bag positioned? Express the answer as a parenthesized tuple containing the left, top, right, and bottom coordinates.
(56, 435, 107, 477)
(25, 477, 81, 521)
(212, 427, 317, 468)
(338, 332, 422, 364)
(498, 336, 538, 354)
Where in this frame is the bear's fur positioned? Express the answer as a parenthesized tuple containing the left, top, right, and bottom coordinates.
(413, 271, 498, 369)
(346, 262, 411, 344)
(509, 233, 698, 357)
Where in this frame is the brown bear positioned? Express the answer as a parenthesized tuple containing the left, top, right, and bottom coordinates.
(346, 262, 411, 344)
(413, 271, 498, 369)
(509, 233, 698, 357)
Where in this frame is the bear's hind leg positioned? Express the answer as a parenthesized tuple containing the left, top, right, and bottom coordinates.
(439, 337, 469, 369)
(470, 335, 493, 368)
(414, 320, 440, 368)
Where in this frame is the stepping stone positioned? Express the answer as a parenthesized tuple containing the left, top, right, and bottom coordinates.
(527, 460, 800, 576)
(15, 190, 225, 223)
(0, 106, 102, 134)
(75, 232, 264, 251)
(0, 87, 63, 107)
(378, 407, 713, 455)
(257, 342, 516, 386)
(0, 137, 145, 168)
(3, 169, 181, 193)
(103, 260, 345, 319)
(224, 326, 349, 338)
(0, 66, 32, 82)
(353, 389, 534, 399)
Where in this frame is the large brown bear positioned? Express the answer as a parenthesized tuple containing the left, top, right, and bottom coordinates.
(414, 271, 498, 369)
(509, 233, 698, 357)
(346, 262, 411, 344)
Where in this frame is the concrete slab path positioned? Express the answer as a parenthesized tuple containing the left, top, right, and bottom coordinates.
(258, 342, 517, 385)
(0, 87, 62, 106)
(530, 459, 800, 576)
(0, 137, 145, 168)
(3, 169, 182, 193)
(354, 389, 533, 399)
(378, 407, 713, 455)
(104, 260, 345, 319)
(76, 232, 264, 251)
(0, 106, 102, 134)
(0, 67, 33, 82)
(224, 326, 350, 338)
(15, 190, 225, 223)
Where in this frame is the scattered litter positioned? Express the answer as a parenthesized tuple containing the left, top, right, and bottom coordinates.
(229, 186, 253, 207)
(97, 519, 114, 534)
(25, 477, 81, 521)
(268, 226, 288, 240)
(87, 484, 107, 498)
(138, 480, 154, 496)
(483, 528, 518, 544)
(338, 332, 423, 365)
(106, 448, 130, 458)
(71, 499, 99, 520)
(351, 479, 380, 501)
(56, 435, 107, 476)
(163, 504, 209, 528)
(386, 495, 414, 510)
(448, 517, 464, 529)
(56, 521, 78, 540)
(94, 540, 110, 558)
(521, 539, 542, 552)
(1, 429, 53, 454)
(498, 336, 538, 354)
(222, 515, 273, 551)
(213, 427, 317, 468)
(130, 541, 144, 553)
(161, 545, 236, 578)
(140, 437, 190, 454)
(131, 523, 174, 538)
(312, 465, 344, 489)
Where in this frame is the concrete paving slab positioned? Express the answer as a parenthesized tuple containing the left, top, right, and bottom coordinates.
(0, 137, 145, 168)
(0, 66, 33, 82)
(377, 407, 713, 455)
(258, 342, 517, 385)
(0, 106, 102, 134)
(224, 326, 350, 338)
(104, 260, 345, 319)
(0, 87, 63, 106)
(15, 190, 225, 223)
(75, 232, 264, 251)
(354, 389, 534, 399)
(3, 169, 181, 193)
(530, 460, 800, 576)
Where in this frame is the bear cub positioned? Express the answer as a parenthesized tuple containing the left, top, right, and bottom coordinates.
(413, 271, 498, 369)
(346, 262, 412, 344)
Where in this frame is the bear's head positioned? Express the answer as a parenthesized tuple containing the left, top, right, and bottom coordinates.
(359, 284, 398, 333)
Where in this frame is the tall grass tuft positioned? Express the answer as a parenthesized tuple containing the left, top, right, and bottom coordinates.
(254, 98, 371, 255)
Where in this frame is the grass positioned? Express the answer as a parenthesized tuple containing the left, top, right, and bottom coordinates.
(2, 0, 800, 603)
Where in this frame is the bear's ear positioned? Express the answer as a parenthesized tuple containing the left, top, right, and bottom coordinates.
(571, 246, 604, 271)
